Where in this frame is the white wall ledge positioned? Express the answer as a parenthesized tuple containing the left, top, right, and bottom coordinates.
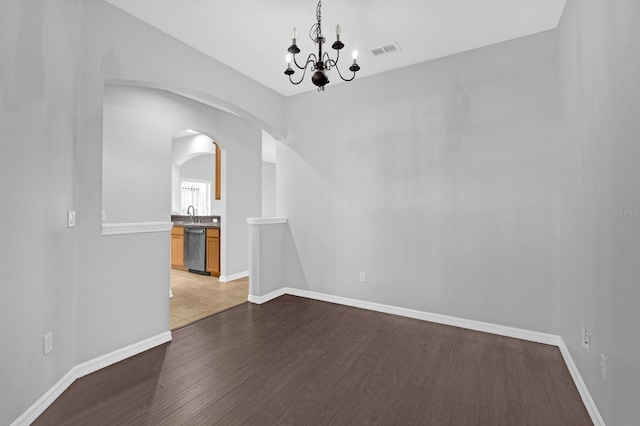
(246, 217, 288, 225)
(101, 222, 173, 236)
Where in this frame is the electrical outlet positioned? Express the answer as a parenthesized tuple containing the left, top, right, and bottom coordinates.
(67, 210, 76, 228)
(601, 354, 607, 381)
(44, 332, 53, 355)
(360, 271, 366, 282)
(585, 330, 590, 352)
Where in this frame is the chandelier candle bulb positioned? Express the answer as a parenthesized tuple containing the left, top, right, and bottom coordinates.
(292, 27, 297, 41)
(336, 24, 341, 40)
(284, 53, 295, 75)
(352, 50, 358, 63)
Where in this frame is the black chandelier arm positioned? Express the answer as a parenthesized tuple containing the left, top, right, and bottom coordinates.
(324, 47, 343, 69)
(287, 53, 319, 85)
(331, 49, 360, 82)
(288, 63, 311, 85)
(292, 53, 317, 71)
(334, 64, 356, 81)
(322, 51, 332, 69)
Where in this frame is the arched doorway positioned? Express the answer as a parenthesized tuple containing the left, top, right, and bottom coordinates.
(169, 130, 247, 329)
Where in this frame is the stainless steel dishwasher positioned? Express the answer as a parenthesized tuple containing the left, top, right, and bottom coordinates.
(184, 227, 210, 275)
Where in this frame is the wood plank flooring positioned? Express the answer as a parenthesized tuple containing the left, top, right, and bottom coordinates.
(34, 295, 592, 425)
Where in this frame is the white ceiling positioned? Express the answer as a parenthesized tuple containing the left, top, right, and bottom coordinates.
(105, 0, 566, 97)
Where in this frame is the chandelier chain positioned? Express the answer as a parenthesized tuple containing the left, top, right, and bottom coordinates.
(310, 0, 323, 42)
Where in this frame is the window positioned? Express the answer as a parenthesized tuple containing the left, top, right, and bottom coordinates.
(180, 180, 211, 215)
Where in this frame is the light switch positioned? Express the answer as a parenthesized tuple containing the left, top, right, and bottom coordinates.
(67, 210, 76, 228)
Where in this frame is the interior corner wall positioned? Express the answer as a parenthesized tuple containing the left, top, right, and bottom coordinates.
(0, 1, 81, 424)
(279, 30, 560, 335)
(557, 1, 640, 424)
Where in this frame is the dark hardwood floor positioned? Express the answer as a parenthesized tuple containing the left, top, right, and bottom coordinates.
(34, 295, 592, 425)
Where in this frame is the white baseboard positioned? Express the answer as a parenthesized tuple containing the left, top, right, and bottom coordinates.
(11, 331, 172, 426)
(251, 286, 604, 425)
(219, 270, 248, 283)
(10, 368, 78, 426)
(557, 339, 606, 426)
(248, 287, 287, 304)
(74, 331, 172, 379)
(285, 288, 560, 345)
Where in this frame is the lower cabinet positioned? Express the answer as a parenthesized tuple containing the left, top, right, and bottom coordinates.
(171, 226, 220, 276)
(206, 228, 220, 277)
(171, 226, 186, 271)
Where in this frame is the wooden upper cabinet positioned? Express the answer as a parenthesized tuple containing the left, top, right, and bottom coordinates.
(215, 143, 221, 200)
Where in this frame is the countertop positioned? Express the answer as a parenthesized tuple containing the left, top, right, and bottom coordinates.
(172, 222, 221, 229)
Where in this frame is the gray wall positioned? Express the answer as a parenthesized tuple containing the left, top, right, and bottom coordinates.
(0, 1, 283, 424)
(279, 30, 560, 334)
(102, 86, 172, 223)
(181, 155, 216, 186)
(557, 0, 640, 423)
(248, 222, 286, 298)
(0, 2, 80, 423)
(262, 162, 276, 217)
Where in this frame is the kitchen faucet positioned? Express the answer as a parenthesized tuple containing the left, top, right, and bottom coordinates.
(187, 205, 196, 223)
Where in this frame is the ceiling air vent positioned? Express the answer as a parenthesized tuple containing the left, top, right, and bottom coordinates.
(371, 42, 401, 57)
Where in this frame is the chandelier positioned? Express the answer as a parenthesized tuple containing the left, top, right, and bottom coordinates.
(284, 0, 360, 91)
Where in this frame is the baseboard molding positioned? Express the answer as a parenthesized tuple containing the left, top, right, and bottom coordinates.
(74, 331, 172, 379)
(10, 368, 78, 426)
(248, 287, 287, 304)
(11, 331, 172, 426)
(252, 286, 604, 425)
(277, 287, 559, 345)
(557, 339, 606, 426)
(219, 270, 248, 283)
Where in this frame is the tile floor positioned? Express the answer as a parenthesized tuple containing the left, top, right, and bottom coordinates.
(169, 269, 248, 329)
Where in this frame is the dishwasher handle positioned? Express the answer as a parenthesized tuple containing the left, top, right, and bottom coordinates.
(185, 228, 206, 234)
